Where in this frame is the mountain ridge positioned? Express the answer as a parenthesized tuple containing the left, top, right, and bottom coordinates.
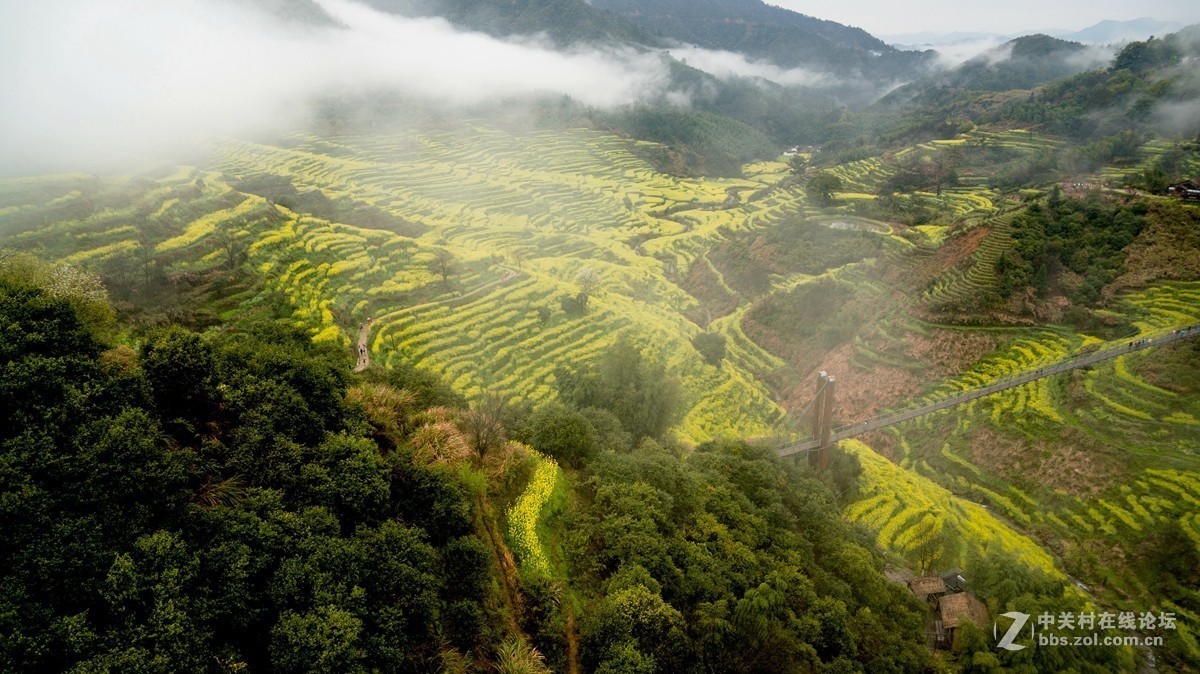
(590, 0, 937, 83)
(359, 0, 662, 46)
(876, 33, 1111, 110)
(882, 17, 1190, 51)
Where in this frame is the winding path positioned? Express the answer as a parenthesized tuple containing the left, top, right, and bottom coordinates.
(778, 324, 1200, 457)
(354, 265, 524, 371)
(354, 319, 372, 372)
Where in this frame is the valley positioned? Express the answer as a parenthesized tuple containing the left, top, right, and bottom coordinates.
(4, 1, 1200, 671)
(5, 116, 1200, 668)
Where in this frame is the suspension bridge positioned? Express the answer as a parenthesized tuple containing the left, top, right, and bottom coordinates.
(781, 324, 1200, 467)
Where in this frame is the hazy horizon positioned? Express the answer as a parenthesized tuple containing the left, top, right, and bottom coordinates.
(771, 0, 1200, 37)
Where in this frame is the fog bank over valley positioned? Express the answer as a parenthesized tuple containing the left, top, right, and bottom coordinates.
(0, 0, 676, 174)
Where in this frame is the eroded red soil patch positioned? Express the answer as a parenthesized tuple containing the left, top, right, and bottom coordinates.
(900, 328, 997, 378)
(777, 343, 920, 426)
(967, 428, 1126, 498)
(885, 225, 992, 295)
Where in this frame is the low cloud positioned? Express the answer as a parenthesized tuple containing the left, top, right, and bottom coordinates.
(978, 43, 1017, 67)
(1062, 45, 1117, 70)
(667, 46, 831, 87)
(1150, 99, 1200, 137)
(976, 40, 1112, 71)
(0, 0, 673, 174)
(919, 36, 1113, 73)
(896, 37, 1010, 68)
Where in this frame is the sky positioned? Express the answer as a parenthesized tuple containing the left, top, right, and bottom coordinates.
(770, 0, 1200, 37)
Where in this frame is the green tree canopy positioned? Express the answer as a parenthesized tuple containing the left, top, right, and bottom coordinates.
(555, 336, 679, 441)
(0, 278, 489, 672)
(517, 401, 600, 467)
(805, 171, 844, 206)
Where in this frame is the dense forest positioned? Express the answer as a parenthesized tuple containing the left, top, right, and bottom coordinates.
(0, 255, 943, 671)
(1, 255, 487, 671)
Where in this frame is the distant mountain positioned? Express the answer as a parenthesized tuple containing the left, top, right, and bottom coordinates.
(1058, 17, 1186, 45)
(878, 34, 1111, 109)
(311, 0, 841, 172)
(883, 18, 1188, 47)
(949, 35, 1110, 91)
(346, 0, 930, 165)
(881, 17, 1190, 59)
(359, 0, 660, 47)
(876, 25, 1200, 150)
(589, 0, 936, 84)
(879, 30, 1007, 47)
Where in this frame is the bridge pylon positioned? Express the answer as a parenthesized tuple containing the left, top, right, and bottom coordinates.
(808, 371, 836, 469)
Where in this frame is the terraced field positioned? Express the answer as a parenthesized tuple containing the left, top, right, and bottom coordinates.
(961, 128, 1065, 154)
(843, 439, 1065, 578)
(816, 132, 1026, 228)
(921, 211, 1015, 310)
(826, 157, 894, 194)
(218, 126, 825, 441)
(835, 280, 1200, 661)
(4, 119, 1032, 453)
(2, 126, 838, 442)
(1097, 139, 1200, 186)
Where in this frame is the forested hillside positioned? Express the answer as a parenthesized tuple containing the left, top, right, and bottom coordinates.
(880, 34, 1112, 110)
(0, 255, 940, 671)
(362, 0, 659, 47)
(591, 0, 935, 81)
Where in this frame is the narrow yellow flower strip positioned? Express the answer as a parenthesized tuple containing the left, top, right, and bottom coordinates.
(506, 452, 560, 577)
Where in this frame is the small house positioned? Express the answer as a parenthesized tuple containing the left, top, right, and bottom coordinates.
(908, 576, 947, 607)
(938, 592, 990, 644)
(940, 569, 966, 593)
(1167, 180, 1200, 201)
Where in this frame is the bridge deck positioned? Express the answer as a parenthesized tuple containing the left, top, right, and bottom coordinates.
(777, 324, 1200, 458)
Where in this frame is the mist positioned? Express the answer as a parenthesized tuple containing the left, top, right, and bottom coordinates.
(667, 46, 830, 87)
(1149, 50, 1200, 137)
(920, 37, 1012, 68)
(0, 0, 674, 175)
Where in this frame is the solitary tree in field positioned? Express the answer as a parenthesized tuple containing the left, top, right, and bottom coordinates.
(913, 522, 960, 576)
(459, 392, 508, 465)
(431, 248, 454, 288)
(931, 146, 962, 196)
(691, 332, 727, 366)
(805, 172, 843, 207)
(788, 155, 807, 174)
(575, 267, 601, 310)
(214, 219, 248, 271)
